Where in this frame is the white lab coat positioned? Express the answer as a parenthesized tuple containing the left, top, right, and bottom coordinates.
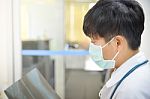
(99, 52, 150, 99)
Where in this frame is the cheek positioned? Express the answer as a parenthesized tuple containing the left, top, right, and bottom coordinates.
(102, 46, 116, 60)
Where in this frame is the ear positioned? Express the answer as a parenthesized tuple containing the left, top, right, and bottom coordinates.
(114, 35, 125, 51)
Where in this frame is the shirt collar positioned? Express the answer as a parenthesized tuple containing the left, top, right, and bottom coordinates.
(106, 51, 147, 88)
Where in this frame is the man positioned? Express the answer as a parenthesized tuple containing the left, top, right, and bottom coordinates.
(83, 0, 150, 99)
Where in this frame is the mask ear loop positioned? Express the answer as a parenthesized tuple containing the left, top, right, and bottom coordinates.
(112, 51, 120, 60)
(102, 37, 115, 48)
(112, 51, 120, 71)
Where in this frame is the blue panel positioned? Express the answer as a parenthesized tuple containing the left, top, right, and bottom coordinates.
(22, 50, 89, 56)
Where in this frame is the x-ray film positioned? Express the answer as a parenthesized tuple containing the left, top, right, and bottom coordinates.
(4, 68, 60, 99)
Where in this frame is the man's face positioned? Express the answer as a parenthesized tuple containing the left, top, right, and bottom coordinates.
(90, 36, 118, 60)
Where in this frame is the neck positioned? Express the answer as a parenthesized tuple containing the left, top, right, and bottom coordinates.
(115, 49, 139, 69)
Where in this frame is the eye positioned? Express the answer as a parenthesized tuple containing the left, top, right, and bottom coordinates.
(91, 40, 95, 44)
(91, 41, 99, 46)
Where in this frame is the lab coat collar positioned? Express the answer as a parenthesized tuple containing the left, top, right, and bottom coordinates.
(106, 51, 147, 88)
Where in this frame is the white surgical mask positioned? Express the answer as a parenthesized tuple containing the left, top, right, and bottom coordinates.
(89, 38, 119, 69)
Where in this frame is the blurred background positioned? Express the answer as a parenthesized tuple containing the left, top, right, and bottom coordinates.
(0, 0, 150, 99)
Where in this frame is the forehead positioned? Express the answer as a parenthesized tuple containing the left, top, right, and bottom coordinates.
(89, 34, 103, 40)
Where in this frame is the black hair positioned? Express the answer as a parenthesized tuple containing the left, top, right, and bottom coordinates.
(83, 0, 145, 50)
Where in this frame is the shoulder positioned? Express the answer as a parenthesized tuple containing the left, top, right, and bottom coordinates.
(123, 63, 150, 90)
(115, 63, 150, 99)
(126, 63, 150, 85)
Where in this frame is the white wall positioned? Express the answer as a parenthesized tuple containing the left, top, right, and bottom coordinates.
(0, 0, 14, 90)
(13, 0, 22, 82)
(138, 0, 150, 59)
(21, 0, 65, 98)
(0, 0, 21, 92)
(0, 0, 65, 98)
